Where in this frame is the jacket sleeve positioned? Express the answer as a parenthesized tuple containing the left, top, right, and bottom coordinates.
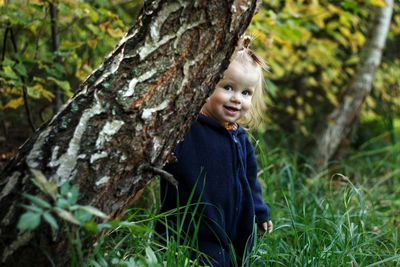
(245, 138, 271, 223)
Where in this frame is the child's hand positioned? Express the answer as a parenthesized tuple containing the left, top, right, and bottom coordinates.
(258, 220, 273, 234)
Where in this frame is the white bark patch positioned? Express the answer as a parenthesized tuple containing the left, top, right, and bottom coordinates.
(138, 34, 175, 60)
(56, 93, 105, 185)
(0, 172, 20, 202)
(120, 153, 127, 162)
(90, 151, 108, 164)
(47, 146, 60, 168)
(150, 136, 163, 163)
(26, 127, 52, 169)
(150, 3, 181, 42)
(122, 69, 157, 97)
(95, 120, 125, 149)
(180, 59, 196, 93)
(95, 176, 110, 187)
(141, 100, 170, 121)
(230, 0, 250, 31)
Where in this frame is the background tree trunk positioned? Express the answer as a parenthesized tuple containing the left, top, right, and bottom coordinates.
(312, 0, 394, 169)
(0, 0, 258, 265)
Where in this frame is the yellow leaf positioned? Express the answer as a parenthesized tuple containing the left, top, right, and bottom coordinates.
(370, 0, 387, 7)
(61, 40, 82, 49)
(5, 97, 24, 109)
(326, 92, 339, 107)
(107, 27, 124, 38)
(297, 110, 305, 121)
(300, 125, 309, 136)
(339, 26, 351, 38)
(286, 106, 295, 115)
(87, 39, 98, 48)
(295, 96, 304, 105)
(284, 89, 297, 98)
(305, 104, 313, 115)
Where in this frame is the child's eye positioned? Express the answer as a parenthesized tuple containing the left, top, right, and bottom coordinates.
(223, 85, 233, 91)
(242, 90, 252, 96)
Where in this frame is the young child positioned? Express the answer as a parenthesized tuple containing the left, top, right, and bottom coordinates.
(156, 36, 272, 266)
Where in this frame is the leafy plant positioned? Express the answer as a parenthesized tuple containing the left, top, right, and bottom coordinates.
(17, 169, 108, 231)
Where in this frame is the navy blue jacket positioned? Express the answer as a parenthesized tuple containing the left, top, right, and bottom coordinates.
(156, 114, 271, 266)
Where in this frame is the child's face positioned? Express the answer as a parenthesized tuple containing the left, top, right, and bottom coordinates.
(202, 59, 259, 125)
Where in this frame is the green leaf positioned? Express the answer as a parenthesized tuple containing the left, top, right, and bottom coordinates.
(84, 220, 99, 232)
(56, 198, 70, 209)
(66, 186, 79, 205)
(2, 66, 19, 80)
(43, 212, 59, 230)
(76, 205, 109, 219)
(2, 57, 15, 67)
(73, 209, 92, 224)
(60, 182, 70, 196)
(22, 193, 51, 209)
(47, 77, 71, 94)
(47, 77, 72, 96)
(15, 62, 28, 77)
(21, 204, 43, 213)
(17, 212, 41, 230)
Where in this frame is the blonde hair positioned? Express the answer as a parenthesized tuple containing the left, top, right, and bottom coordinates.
(233, 35, 267, 129)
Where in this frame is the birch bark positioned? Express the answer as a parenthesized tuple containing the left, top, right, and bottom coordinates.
(0, 0, 258, 265)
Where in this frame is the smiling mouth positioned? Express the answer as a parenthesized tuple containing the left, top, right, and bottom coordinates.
(224, 106, 240, 113)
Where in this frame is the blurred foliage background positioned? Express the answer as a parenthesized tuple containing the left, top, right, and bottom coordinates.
(1, 0, 398, 164)
(1, 1, 399, 265)
(249, 0, 400, 153)
(0, 0, 143, 158)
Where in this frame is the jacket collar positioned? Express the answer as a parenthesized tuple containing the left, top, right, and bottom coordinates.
(197, 114, 245, 135)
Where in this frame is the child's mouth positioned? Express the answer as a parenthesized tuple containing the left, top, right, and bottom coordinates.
(224, 106, 239, 114)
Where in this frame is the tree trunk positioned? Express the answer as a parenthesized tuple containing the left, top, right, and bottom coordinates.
(0, 0, 258, 266)
(313, 0, 394, 169)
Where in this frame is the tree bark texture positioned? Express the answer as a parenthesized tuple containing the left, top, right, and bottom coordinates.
(0, 0, 258, 266)
(313, 0, 394, 169)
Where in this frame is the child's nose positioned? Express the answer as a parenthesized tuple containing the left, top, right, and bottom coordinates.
(230, 92, 241, 103)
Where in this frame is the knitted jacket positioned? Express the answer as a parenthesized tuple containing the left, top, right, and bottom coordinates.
(156, 114, 271, 265)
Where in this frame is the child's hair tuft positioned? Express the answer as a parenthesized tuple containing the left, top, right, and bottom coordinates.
(232, 34, 267, 129)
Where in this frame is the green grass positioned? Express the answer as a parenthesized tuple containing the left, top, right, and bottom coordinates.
(86, 133, 400, 267)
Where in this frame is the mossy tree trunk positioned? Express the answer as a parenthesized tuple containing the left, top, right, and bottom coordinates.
(312, 0, 394, 169)
(0, 0, 258, 266)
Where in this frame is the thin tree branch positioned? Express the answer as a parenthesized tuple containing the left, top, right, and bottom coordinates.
(1, 28, 10, 62)
(49, 2, 62, 113)
(9, 28, 36, 132)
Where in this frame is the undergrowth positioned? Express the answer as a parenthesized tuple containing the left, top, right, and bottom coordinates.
(86, 132, 399, 266)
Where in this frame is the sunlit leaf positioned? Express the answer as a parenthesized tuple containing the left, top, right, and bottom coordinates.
(369, 0, 387, 7)
(76, 205, 109, 219)
(54, 208, 80, 225)
(107, 27, 124, 38)
(5, 97, 24, 109)
(2, 66, 19, 80)
(31, 169, 58, 200)
(47, 77, 72, 96)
